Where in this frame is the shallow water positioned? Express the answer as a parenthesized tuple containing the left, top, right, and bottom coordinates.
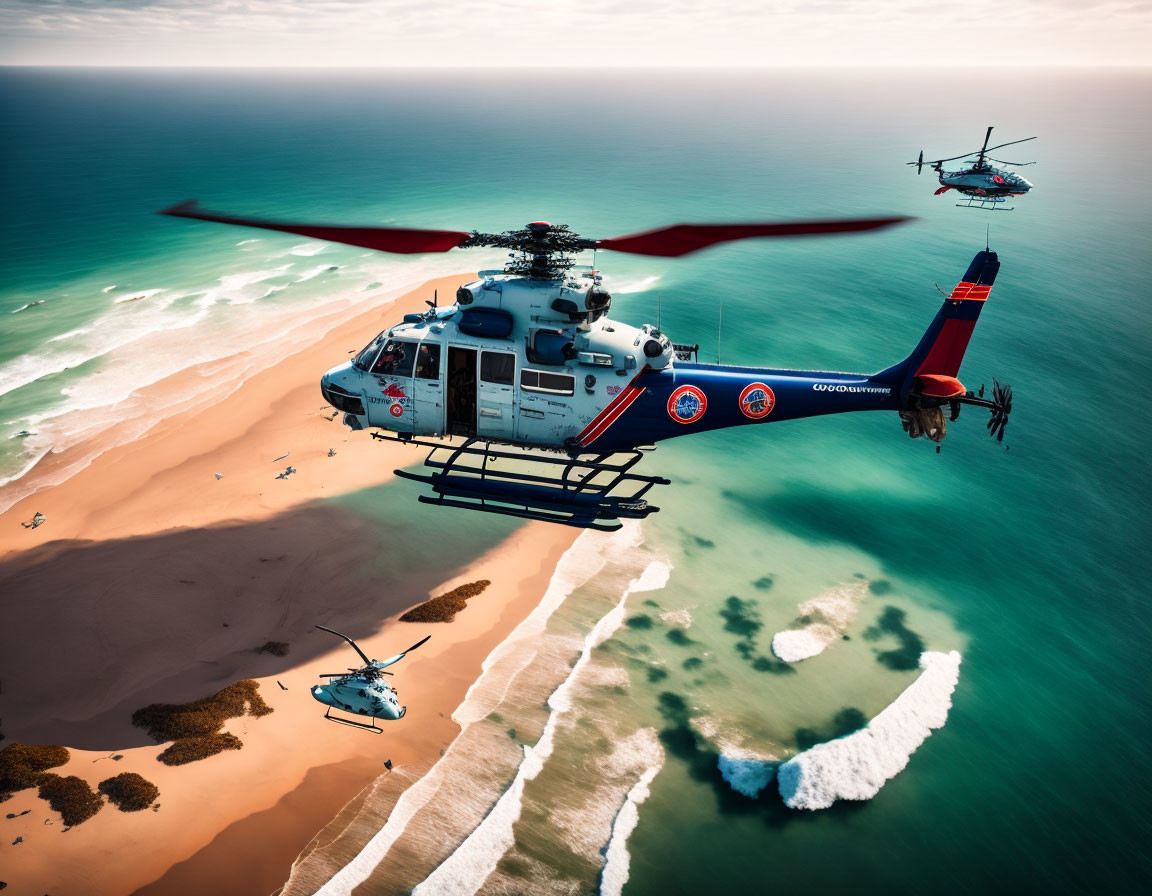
(2, 68, 1150, 893)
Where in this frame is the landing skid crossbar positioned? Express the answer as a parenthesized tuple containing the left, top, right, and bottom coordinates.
(373, 432, 669, 530)
(956, 195, 1014, 211)
(324, 706, 383, 734)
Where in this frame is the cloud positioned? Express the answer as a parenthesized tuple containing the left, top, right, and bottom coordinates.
(0, 0, 1148, 66)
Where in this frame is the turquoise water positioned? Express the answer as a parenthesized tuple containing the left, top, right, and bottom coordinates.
(2, 68, 1150, 892)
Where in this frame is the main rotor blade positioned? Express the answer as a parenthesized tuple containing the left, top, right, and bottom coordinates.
(316, 624, 372, 665)
(927, 137, 1037, 166)
(375, 634, 432, 669)
(160, 201, 470, 254)
(596, 218, 912, 257)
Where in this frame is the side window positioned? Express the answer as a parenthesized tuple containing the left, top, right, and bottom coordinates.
(521, 369, 575, 396)
(481, 351, 515, 385)
(370, 340, 415, 377)
(414, 343, 441, 380)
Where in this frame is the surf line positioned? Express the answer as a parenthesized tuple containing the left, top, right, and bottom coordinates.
(600, 756, 665, 896)
(311, 523, 646, 896)
(411, 558, 672, 896)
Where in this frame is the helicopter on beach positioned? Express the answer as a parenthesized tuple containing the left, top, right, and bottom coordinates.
(910, 126, 1037, 210)
(311, 625, 430, 733)
(162, 202, 1014, 531)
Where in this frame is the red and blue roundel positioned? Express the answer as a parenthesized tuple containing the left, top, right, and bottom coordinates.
(667, 385, 707, 424)
(389, 403, 404, 417)
(739, 382, 775, 419)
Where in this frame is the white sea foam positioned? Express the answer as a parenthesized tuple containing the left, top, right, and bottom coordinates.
(411, 559, 672, 896)
(290, 241, 327, 256)
(46, 327, 93, 344)
(718, 751, 777, 798)
(771, 581, 867, 663)
(297, 264, 340, 283)
(600, 755, 665, 896)
(101, 284, 118, 293)
(610, 274, 661, 294)
(312, 526, 654, 896)
(777, 650, 962, 810)
(235, 238, 261, 246)
(10, 300, 46, 314)
(659, 607, 693, 628)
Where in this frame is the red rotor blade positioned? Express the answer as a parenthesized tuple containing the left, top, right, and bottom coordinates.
(597, 217, 913, 257)
(159, 201, 470, 254)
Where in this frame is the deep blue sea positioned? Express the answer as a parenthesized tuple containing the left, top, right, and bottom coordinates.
(2, 68, 1150, 894)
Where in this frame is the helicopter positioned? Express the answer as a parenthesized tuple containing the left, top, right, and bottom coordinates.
(910, 126, 1037, 210)
(161, 203, 1013, 531)
(311, 624, 430, 733)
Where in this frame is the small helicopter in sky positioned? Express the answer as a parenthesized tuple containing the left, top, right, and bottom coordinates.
(910, 126, 1037, 210)
(311, 624, 430, 733)
(162, 203, 1013, 531)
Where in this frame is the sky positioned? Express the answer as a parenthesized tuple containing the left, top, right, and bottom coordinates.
(0, 0, 1149, 68)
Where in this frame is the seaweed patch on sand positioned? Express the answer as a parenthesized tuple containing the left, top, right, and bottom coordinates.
(399, 580, 491, 623)
(0, 743, 69, 801)
(99, 772, 159, 812)
(37, 774, 104, 826)
(131, 679, 273, 766)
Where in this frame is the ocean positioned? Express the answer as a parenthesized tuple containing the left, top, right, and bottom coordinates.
(2, 68, 1150, 893)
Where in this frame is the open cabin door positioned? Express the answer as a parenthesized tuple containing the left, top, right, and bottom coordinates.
(446, 347, 477, 437)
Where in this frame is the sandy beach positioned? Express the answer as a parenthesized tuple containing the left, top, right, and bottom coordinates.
(0, 275, 579, 896)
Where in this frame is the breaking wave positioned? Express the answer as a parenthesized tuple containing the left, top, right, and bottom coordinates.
(777, 650, 962, 810)
(412, 558, 672, 896)
(308, 525, 651, 896)
(718, 751, 777, 799)
(610, 274, 661, 294)
(600, 755, 665, 896)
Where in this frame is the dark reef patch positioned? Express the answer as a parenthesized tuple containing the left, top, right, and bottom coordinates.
(871, 606, 925, 671)
(752, 576, 775, 590)
(666, 629, 695, 646)
(625, 614, 655, 630)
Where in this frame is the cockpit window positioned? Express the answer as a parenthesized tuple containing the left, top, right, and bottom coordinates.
(414, 343, 441, 380)
(370, 340, 416, 377)
(354, 333, 387, 371)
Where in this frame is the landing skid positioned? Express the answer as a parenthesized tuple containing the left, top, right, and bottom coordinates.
(956, 195, 1014, 211)
(375, 432, 669, 531)
(324, 706, 383, 734)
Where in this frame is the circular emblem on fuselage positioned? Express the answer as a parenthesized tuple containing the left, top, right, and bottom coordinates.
(739, 382, 776, 420)
(667, 385, 707, 424)
(389, 403, 404, 417)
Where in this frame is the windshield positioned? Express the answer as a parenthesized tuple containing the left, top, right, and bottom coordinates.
(354, 333, 387, 371)
(370, 340, 416, 377)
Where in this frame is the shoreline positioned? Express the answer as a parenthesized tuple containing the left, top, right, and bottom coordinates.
(0, 273, 581, 896)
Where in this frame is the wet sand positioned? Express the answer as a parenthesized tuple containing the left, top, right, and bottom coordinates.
(0, 275, 580, 895)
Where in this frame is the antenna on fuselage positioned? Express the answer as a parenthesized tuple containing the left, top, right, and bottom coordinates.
(716, 299, 724, 365)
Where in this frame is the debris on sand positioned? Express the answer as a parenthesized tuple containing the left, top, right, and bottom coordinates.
(256, 641, 289, 657)
(277, 681, 288, 691)
(328, 448, 337, 457)
(400, 580, 491, 623)
(274, 466, 297, 480)
(20, 512, 45, 529)
(214, 472, 223, 480)
(273, 452, 291, 463)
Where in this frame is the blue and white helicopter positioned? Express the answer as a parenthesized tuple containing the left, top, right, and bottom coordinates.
(910, 126, 1037, 210)
(311, 625, 430, 733)
(162, 204, 1013, 531)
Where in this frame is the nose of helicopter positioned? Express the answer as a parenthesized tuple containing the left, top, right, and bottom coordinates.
(320, 361, 366, 417)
